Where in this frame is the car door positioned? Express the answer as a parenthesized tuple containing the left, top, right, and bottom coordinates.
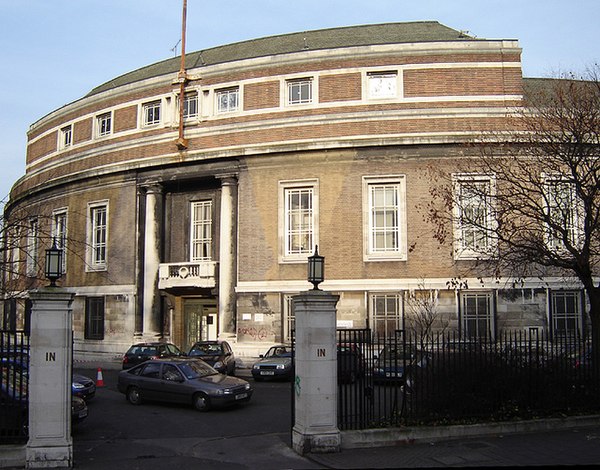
(137, 362, 163, 401)
(223, 342, 234, 374)
(158, 363, 189, 404)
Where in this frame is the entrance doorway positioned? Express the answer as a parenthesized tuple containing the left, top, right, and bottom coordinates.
(183, 299, 217, 351)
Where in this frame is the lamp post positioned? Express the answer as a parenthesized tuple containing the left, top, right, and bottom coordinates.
(44, 238, 63, 287)
(307, 245, 324, 290)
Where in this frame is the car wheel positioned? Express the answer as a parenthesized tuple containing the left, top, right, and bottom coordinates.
(126, 386, 142, 405)
(193, 393, 211, 411)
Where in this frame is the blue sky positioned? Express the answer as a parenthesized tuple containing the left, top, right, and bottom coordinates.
(1, 0, 598, 206)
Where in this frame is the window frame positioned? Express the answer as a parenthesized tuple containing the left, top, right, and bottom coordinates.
(86, 201, 108, 272)
(51, 208, 68, 274)
(370, 293, 404, 338)
(366, 71, 399, 99)
(286, 77, 314, 106)
(550, 290, 582, 337)
(362, 175, 407, 261)
(460, 291, 495, 340)
(85, 296, 105, 340)
(543, 175, 583, 252)
(59, 124, 72, 149)
(279, 179, 319, 263)
(283, 294, 296, 343)
(142, 100, 162, 127)
(452, 174, 497, 260)
(25, 218, 39, 277)
(95, 112, 112, 137)
(183, 91, 199, 119)
(215, 87, 240, 114)
(190, 200, 213, 262)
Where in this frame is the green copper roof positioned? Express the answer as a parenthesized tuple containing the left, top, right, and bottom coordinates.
(87, 21, 479, 97)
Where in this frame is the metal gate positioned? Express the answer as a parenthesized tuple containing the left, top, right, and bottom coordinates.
(337, 328, 415, 430)
(1, 330, 29, 443)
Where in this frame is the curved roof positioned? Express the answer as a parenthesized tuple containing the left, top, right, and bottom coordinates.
(87, 21, 479, 97)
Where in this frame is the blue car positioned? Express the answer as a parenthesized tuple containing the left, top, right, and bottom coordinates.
(373, 346, 429, 384)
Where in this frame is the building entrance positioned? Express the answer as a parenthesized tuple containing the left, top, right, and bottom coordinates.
(183, 299, 217, 351)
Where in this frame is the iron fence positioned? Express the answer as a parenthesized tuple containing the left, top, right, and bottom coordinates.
(337, 328, 600, 430)
(1, 330, 29, 443)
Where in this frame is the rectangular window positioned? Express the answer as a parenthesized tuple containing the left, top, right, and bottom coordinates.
(551, 290, 581, 337)
(287, 78, 313, 105)
(143, 100, 161, 126)
(85, 297, 105, 340)
(453, 175, 496, 259)
(367, 71, 398, 99)
(190, 201, 212, 261)
(545, 177, 582, 251)
(363, 176, 407, 261)
(216, 87, 239, 113)
(183, 92, 198, 118)
(26, 218, 39, 277)
(60, 125, 72, 149)
(461, 292, 494, 340)
(284, 294, 296, 343)
(52, 210, 68, 274)
(285, 187, 314, 256)
(96, 112, 112, 137)
(371, 293, 403, 338)
(87, 203, 108, 270)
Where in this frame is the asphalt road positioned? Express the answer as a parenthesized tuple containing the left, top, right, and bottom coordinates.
(71, 367, 320, 470)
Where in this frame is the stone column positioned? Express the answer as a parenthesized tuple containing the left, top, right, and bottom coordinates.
(26, 289, 75, 469)
(292, 289, 341, 455)
(142, 183, 163, 338)
(217, 174, 238, 338)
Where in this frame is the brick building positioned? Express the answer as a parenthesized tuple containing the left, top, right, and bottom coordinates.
(2, 22, 586, 361)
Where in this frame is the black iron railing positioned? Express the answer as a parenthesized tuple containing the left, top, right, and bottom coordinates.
(337, 329, 600, 430)
(1, 330, 30, 443)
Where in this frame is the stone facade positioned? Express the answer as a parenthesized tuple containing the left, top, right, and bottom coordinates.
(2, 22, 587, 360)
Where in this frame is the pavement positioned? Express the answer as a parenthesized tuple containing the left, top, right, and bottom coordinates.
(67, 421, 600, 469)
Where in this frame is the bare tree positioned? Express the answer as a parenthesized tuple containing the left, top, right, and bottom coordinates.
(404, 283, 448, 350)
(423, 68, 600, 364)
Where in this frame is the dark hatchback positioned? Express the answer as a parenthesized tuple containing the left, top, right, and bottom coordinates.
(122, 342, 185, 369)
(72, 373, 96, 401)
(251, 345, 294, 381)
(188, 340, 236, 375)
(117, 358, 253, 411)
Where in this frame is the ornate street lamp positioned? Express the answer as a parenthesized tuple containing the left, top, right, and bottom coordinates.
(45, 238, 63, 287)
(307, 245, 325, 290)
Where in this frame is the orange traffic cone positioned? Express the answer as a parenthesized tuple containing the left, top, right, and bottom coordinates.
(96, 367, 105, 387)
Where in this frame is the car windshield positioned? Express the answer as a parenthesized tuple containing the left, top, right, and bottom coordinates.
(129, 346, 157, 356)
(265, 346, 292, 358)
(381, 348, 414, 361)
(178, 360, 218, 379)
(190, 343, 222, 356)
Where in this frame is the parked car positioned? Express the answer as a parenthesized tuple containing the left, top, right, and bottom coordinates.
(188, 340, 236, 375)
(117, 358, 253, 411)
(122, 342, 185, 369)
(2, 360, 89, 427)
(337, 343, 366, 384)
(71, 396, 88, 424)
(72, 373, 96, 401)
(251, 345, 294, 381)
(373, 346, 429, 384)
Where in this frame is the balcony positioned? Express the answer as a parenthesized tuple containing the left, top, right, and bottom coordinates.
(158, 261, 217, 290)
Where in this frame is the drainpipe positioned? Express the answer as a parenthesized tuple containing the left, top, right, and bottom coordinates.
(175, 0, 188, 150)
